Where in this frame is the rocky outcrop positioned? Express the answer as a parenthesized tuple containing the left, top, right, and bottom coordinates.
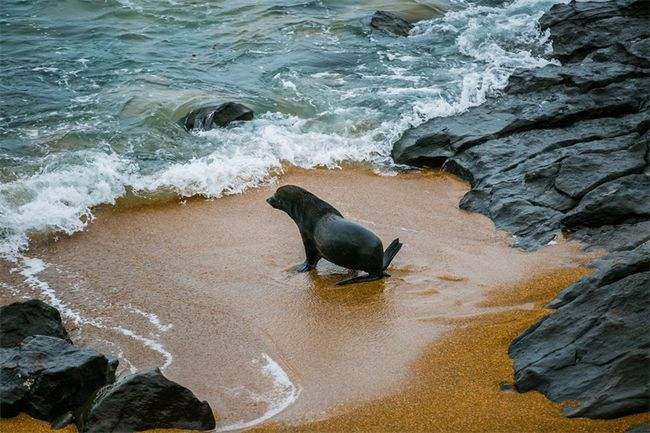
(0, 299, 216, 431)
(77, 368, 216, 433)
(0, 299, 70, 348)
(370, 11, 413, 37)
(181, 102, 253, 131)
(509, 243, 649, 419)
(392, 0, 649, 420)
(0, 335, 117, 421)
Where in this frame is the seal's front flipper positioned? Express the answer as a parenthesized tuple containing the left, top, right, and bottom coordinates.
(336, 273, 386, 286)
(298, 233, 320, 272)
(295, 261, 315, 272)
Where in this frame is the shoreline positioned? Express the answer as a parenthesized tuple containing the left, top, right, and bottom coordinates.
(252, 267, 649, 432)
(3, 167, 646, 432)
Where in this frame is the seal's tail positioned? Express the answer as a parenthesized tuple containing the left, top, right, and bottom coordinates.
(336, 239, 403, 286)
(382, 238, 403, 271)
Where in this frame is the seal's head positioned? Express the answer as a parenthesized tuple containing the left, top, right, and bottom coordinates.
(267, 185, 342, 221)
(266, 185, 306, 213)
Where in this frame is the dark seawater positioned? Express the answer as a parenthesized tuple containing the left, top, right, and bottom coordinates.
(0, 0, 562, 256)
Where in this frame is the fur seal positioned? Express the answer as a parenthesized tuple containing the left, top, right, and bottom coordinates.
(266, 185, 403, 285)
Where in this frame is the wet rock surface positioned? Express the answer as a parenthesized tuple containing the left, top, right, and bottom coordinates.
(370, 11, 413, 37)
(77, 368, 216, 433)
(181, 102, 254, 131)
(0, 335, 117, 421)
(392, 0, 649, 420)
(509, 246, 649, 418)
(0, 299, 70, 348)
(0, 299, 215, 430)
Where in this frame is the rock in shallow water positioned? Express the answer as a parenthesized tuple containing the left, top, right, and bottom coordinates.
(0, 299, 70, 348)
(370, 11, 413, 37)
(0, 335, 117, 421)
(391, 0, 650, 419)
(181, 102, 254, 131)
(77, 368, 216, 433)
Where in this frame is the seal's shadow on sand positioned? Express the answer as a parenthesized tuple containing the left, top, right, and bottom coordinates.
(283, 262, 387, 303)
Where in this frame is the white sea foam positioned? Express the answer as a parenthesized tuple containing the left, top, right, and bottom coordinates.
(16, 257, 88, 325)
(112, 325, 174, 370)
(8, 254, 175, 371)
(126, 304, 174, 334)
(1, 152, 134, 259)
(218, 353, 301, 432)
(32, 66, 59, 73)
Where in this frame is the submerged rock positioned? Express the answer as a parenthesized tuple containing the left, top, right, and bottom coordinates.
(391, 0, 650, 420)
(0, 335, 117, 421)
(77, 368, 216, 433)
(0, 299, 70, 348)
(370, 11, 413, 37)
(181, 102, 253, 131)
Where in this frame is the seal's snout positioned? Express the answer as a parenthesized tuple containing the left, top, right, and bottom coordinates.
(266, 196, 280, 209)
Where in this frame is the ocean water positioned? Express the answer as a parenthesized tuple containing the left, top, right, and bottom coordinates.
(1, 0, 561, 258)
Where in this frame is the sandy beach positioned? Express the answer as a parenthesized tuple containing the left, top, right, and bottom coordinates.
(1, 167, 647, 432)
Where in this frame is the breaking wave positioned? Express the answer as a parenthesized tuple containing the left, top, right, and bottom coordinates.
(0, 0, 563, 259)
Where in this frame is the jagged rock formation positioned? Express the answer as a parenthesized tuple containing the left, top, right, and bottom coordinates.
(0, 335, 117, 421)
(0, 299, 70, 348)
(510, 242, 649, 419)
(392, 0, 649, 420)
(370, 11, 413, 37)
(181, 102, 254, 131)
(77, 368, 216, 433)
(0, 299, 216, 431)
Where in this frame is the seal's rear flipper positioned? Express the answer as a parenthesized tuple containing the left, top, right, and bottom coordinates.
(382, 238, 403, 270)
(336, 273, 386, 286)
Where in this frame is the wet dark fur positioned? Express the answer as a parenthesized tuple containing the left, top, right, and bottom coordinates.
(267, 185, 402, 285)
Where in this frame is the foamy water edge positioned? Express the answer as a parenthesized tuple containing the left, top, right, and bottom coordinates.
(0, 0, 564, 260)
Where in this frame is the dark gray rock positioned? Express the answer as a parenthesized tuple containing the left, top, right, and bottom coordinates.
(548, 240, 649, 307)
(509, 271, 649, 418)
(539, 0, 649, 63)
(570, 220, 650, 252)
(0, 300, 70, 348)
(370, 11, 413, 37)
(553, 146, 646, 199)
(392, 78, 647, 171)
(0, 335, 116, 421)
(181, 102, 253, 131)
(77, 368, 216, 433)
(562, 173, 650, 228)
(391, 0, 650, 419)
(392, 0, 649, 250)
(51, 411, 74, 430)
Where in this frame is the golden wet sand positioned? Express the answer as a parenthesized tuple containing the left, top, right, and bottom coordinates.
(252, 268, 649, 433)
(1, 167, 647, 433)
